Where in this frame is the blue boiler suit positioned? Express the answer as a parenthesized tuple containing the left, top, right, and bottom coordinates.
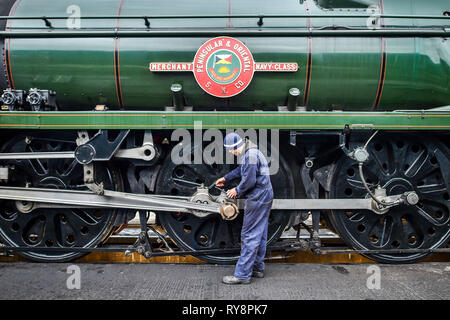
(224, 145, 273, 280)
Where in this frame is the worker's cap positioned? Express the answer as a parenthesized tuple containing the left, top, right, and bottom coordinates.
(223, 132, 244, 150)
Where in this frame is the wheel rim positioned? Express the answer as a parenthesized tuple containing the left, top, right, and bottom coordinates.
(330, 134, 450, 263)
(156, 143, 293, 264)
(0, 135, 121, 262)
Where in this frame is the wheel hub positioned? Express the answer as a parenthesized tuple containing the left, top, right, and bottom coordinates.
(383, 178, 414, 196)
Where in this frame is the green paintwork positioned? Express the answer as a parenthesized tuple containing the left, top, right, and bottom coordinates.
(4, 0, 450, 111)
(0, 110, 449, 130)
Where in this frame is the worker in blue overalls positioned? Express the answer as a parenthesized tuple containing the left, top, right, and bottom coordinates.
(216, 132, 274, 284)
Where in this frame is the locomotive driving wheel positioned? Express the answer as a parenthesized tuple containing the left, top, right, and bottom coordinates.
(0, 135, 122, 262)
(155, 142, 293, 264)
(329, 134, 450, 263)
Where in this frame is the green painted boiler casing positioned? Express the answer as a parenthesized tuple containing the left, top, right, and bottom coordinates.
(2, 0, 450, 111)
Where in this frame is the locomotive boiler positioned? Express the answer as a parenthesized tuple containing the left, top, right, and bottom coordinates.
(0, 0, 449, 264)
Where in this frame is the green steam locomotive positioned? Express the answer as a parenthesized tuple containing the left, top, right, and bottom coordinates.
(0, 0, 448, 264)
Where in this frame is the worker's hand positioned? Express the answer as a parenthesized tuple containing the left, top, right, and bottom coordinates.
(215, 177, 226, 187)
(226, 188, 237, 199)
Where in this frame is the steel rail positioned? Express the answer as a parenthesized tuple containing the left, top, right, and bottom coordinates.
(0, 243, 279, 255)
(2, 243, 449, 256)
(0, 244, 135, 253)
(0, 28, 449, 38)
(321, 248, 450, 255)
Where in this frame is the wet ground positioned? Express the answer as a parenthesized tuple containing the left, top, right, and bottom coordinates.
(0, 262, 448, 300)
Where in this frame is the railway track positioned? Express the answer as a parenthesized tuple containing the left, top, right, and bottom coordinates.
(2, 215, 449, 264)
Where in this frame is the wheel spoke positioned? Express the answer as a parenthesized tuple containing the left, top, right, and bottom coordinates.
(57, 159, 79, 177)
(346, 178, 377, 191)
(415, 205, 448, 227)
(417, 183, 447, 196)
(345, 211, 365, 223)
(404, 149, 428, 178)
(369, 141, 394, 177)
(378, 216, 393, 248)
(366, 215, 394, 248)
(67, 209, 102, 226)
(44, 159, 61, 176)
(393, 142, 409, 173)
(26, 158, 47, 176)
(27, 145, 50, 173)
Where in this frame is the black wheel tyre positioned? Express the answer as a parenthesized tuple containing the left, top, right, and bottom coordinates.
(329, 134, 450, 263)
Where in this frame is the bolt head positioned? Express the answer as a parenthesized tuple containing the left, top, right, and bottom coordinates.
(289, 87, 301, 97)
(354, 148, 369, 163)
(406, 192, 419, 205)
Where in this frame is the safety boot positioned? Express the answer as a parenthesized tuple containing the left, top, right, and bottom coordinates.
(222, 275, 251, 285)
(252, 270, 264, 278)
